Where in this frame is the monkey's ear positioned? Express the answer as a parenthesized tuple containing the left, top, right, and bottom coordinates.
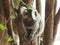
(31, 9, 40, 20)
(20, 6, 27, 14)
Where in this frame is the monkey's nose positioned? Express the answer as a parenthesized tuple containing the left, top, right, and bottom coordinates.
(23, 15, 28, 19)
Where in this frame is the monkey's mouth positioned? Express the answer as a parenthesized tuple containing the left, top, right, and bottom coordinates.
(23, 19, 36, 27)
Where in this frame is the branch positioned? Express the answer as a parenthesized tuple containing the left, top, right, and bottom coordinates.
(53, 8, 60, 40)
(44, 0, 55, 45)
(3, 0, 10, 20)
(36, 0, 41, 14)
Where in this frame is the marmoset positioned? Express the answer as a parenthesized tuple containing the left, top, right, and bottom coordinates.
(20, 6, 44, 40)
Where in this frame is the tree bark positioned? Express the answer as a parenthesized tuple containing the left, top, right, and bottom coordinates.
(3, 0, 10, 20)
(54, 0, 57, 14)
(36, 0, 41, 14)
(0, 0, 11, 45)
(23, 0, 34, 5)
(43, 0, 55, 45)
(53, 8, 60, 40)
(0, 0, 6, 45)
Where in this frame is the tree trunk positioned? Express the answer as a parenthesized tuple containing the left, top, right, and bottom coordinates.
(36, 0, 41, 14)
(0, 0, 11, 45)
(53, 8, 60, 40)
(43, 0, 55, 45)
(0, 0, 6, 45)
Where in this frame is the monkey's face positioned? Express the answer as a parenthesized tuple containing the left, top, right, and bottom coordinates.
(22, 9, 36, 26)
(20, 6, 37, 27)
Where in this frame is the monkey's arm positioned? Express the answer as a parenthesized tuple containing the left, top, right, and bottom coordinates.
(39, 18, 44, 36)
(35, 16, 45, 36)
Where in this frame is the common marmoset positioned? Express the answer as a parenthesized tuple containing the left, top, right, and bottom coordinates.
(20, 6, 44, 40)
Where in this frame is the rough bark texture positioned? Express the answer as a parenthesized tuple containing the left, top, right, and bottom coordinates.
(3, 0, 10, 20)
(54, 0, 57, 14)
(0, 0, 11, 45)
(36, 0, 41, 14)
(0, 0, 6, 45)
(43, 0, 55, 45)
(53, 9, 60, 40)
(23, 0, 34, 5)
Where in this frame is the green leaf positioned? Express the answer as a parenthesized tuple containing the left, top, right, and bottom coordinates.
(0, 23, 5, 31)
(12, 0, 20, 9)
(7, 36, 13, 42)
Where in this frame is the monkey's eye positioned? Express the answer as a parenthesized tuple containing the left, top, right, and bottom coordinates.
(35, 12, 37, 16)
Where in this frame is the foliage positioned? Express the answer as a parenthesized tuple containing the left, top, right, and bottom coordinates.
(7, 36, 13, 42)
(12, 0, 20, 9)
(12, 0, 33, 9)
(0, 23, 5, 31)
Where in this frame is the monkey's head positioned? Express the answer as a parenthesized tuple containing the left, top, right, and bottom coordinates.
(20, 6, 37, 27)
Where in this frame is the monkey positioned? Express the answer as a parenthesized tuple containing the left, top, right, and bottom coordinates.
(20, 6, 45, 40)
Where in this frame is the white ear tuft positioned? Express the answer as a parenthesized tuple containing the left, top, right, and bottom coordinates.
(20, 6, 27, 14)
